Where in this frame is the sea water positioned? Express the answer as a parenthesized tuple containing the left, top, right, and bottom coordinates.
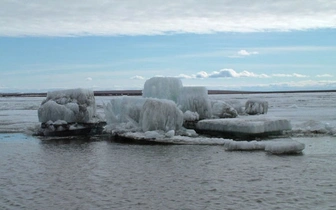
(0, 93, 335, 209)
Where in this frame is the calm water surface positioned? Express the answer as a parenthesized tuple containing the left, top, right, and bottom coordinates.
(1, 134, 335, 210)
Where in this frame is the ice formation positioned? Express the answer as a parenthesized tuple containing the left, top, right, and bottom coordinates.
(211, 100, 238, 118)
(104, 96, 146, 127)
(196, 115, 292, 135)
(38, 88, 97, 123)
(225, 100, 245, 115)
(142, 77, 183, 102)
(101, 76, 300, 151)
(183, 111, 199, 121)
(245, 99, 268, 115)
(178, 86, 212, 120)
(140, 98, 184, 132)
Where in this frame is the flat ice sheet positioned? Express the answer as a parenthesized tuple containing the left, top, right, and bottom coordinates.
(196, 115, 292, 134)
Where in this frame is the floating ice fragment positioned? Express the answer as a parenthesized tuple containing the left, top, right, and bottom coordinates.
(223, 140, 265, 151)
(264, 140, 305, 154)
(223, 138, 305, 154)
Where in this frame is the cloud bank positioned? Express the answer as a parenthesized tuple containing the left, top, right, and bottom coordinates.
(1, 0, 336, 36)
(176, 69, 313, 79)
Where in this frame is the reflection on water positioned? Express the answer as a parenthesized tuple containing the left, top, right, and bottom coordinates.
(0, 134, 335, 210)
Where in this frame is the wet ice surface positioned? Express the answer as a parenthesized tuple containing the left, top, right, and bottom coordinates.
(0, 134, 335, 210)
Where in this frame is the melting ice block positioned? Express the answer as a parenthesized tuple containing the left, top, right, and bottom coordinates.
(38, 88, 96, 123)
(178, 86, 212, 120)
(140, 98, 184, 132)
(245, 99, 268, 115)
(196, 115, 292, 137)
(142, 77, 183, 102)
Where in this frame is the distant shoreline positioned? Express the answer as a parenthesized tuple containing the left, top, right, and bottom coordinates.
(1, 89, 336, 97)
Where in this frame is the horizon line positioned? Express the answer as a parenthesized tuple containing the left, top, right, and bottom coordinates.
(2, 89, 336, 97)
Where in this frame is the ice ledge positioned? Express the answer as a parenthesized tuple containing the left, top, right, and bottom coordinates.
(196, 116, 292, 139)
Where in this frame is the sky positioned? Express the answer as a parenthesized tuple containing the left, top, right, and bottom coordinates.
(1, 0, 336, 93)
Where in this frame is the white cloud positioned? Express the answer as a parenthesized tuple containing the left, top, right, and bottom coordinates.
(176, 74, 195, 79)
(184, 69, 269, 79)
(237, 50, 259, 56)
(316, 74, 333, 78)
(272, 73, 309, 78)
(228, 50, 259, 58)
(130, 75, 145, 80)
(177, 70, 331, 80)
(1, 0, 336, 36)
(196, 71, 210, 78)
(86, 77, 93, 81)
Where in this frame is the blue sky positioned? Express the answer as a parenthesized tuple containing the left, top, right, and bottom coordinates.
(1, 0, 336, 92)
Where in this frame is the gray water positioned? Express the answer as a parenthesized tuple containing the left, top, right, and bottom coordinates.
(1, 133, 335, 210)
